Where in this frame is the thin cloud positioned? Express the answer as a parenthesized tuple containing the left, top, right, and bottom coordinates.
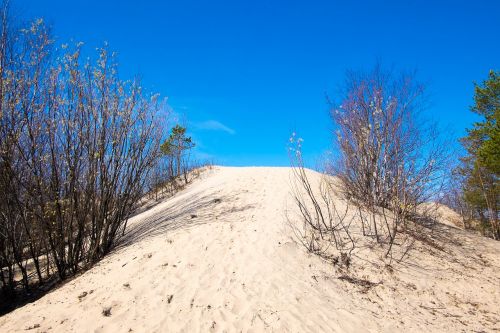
(194, 120, 236, 135)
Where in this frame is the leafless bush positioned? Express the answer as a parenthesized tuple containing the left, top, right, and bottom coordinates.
(146, 157, 213, 204)
(328, 65, 450, 258)
(0, 5, 165, 306)
(288, 66, 451, 268)
(288, 135, 355, 268)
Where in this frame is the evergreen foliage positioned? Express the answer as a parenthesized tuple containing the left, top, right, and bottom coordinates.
(458, 70, 499, 239)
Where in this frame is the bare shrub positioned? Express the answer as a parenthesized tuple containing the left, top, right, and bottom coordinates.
(0, 6, 165, 307)
(288, 66, 451, 268)
(146, 157, 213, 204)
(288, 134, 355, 268)
(328, 65, 450, 258)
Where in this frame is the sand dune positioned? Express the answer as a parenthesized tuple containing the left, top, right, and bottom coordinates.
(1, 167, 499, 332)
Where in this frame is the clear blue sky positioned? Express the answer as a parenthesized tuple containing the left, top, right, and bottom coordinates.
(21, 0, 500, 166)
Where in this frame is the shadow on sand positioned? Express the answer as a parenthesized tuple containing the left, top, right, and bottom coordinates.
(0, 186, 254, 317)
(116, 188, 255, 250)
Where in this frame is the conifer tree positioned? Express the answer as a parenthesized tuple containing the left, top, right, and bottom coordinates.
(160, 125, 195, 178)
(459, 70, 499, 239)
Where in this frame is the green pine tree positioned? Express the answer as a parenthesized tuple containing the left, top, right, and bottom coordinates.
(459, 70, 499, 239)
(161, 125, 195, 177)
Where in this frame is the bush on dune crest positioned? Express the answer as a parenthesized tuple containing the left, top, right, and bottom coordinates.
(289, 65, 451, 266)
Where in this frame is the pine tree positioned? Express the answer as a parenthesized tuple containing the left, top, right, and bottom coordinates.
(459, 70, 499, 239)
(160, 125, 195, 178)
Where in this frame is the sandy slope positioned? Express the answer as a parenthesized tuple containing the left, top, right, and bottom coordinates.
(1, 167, 499, 332)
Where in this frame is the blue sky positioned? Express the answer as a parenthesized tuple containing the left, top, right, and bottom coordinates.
(21, 0, 500, 166)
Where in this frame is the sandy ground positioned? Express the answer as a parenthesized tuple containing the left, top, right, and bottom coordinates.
(1, 166, 499, 332)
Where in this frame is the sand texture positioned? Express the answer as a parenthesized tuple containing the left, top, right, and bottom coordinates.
(1, 167, 499, 332)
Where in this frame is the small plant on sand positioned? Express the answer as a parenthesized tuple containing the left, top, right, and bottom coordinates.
(287, 134, 356, 269)
(102, 307, 112, 317)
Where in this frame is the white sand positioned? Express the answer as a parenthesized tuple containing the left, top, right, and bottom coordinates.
(1, 166, 499, 332)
